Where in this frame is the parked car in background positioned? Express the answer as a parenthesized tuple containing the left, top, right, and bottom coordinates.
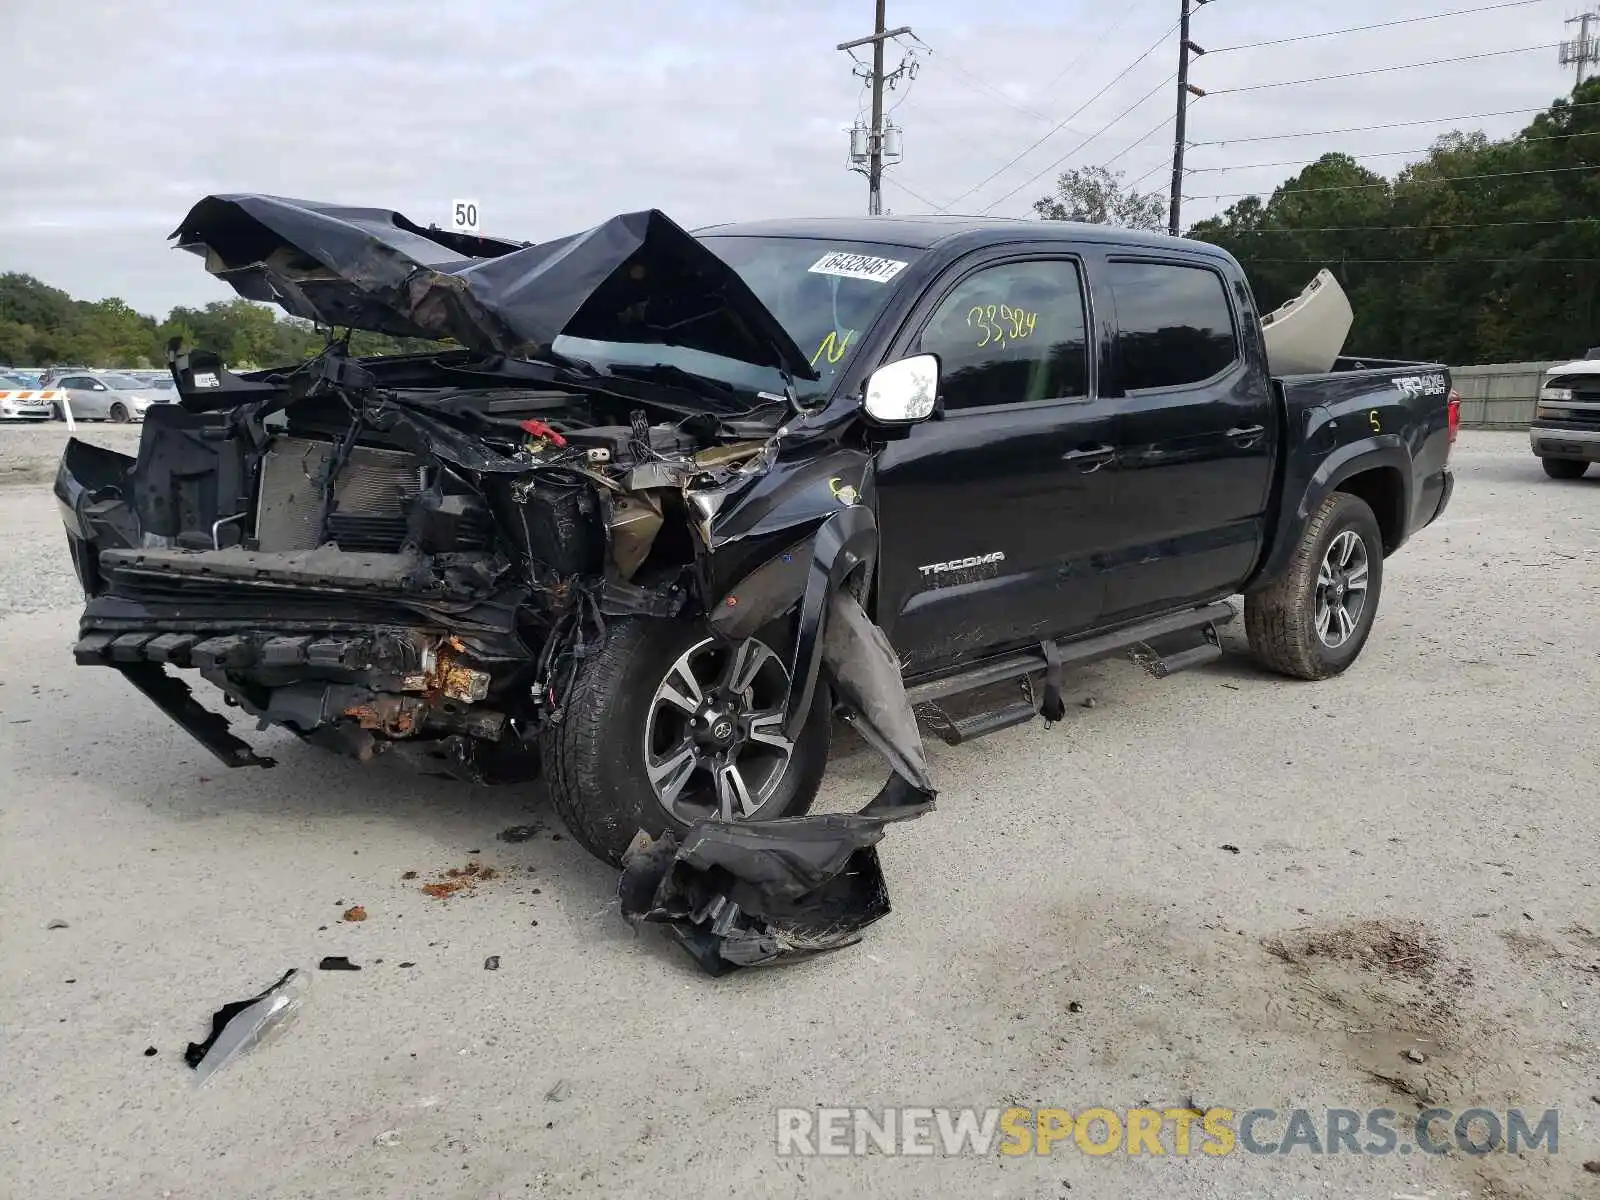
(0, 372, 56, 421)
(39, 367, 89, 387)
(49, 371, 171, 422)
(1532, 353, 1600, 479)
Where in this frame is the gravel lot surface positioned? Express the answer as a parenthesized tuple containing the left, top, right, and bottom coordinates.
(2, 430, 1596, 1199)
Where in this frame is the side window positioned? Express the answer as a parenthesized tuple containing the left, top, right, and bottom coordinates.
(915, 259, 1089, 412)
(1108, 261, 1238, 391)
(59, 376, 91, 389)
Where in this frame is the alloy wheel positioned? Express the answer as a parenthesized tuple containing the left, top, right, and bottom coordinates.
(642, 636, 795, 824)
(1314, 529, 1370, 649)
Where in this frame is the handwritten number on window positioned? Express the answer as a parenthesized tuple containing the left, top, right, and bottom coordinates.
(966, 304, 1038, 349)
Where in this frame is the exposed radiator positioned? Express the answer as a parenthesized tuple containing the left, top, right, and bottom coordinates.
(255, 437, 423, 552)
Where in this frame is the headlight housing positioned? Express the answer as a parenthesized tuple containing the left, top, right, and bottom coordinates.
(1541, 386, 1573, 402)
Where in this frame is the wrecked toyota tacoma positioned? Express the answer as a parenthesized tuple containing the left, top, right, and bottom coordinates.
(59, 198, 1456, 966)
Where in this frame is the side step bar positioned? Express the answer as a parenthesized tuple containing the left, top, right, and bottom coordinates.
(921, 699, 1039, 747)
(906, 601, 1236, 706)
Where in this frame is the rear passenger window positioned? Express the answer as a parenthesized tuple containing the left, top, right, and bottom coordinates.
(1108, 261, 1238, 390)
(916, 259, 1089, 411)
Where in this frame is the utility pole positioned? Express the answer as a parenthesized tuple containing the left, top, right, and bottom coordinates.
(1560, 10, 1600, 88)
(1168, 0, 1208, 236)
(838, 2, 912, 216)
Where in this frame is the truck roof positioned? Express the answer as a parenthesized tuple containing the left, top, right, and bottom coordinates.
(693, 214, 1226, 257)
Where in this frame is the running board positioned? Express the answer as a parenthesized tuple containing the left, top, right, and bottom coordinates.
(922, 699, 1039, 747)
(905, 601, 1236, 707)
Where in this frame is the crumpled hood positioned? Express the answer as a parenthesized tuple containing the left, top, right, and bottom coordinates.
(170, 194, 817, 379)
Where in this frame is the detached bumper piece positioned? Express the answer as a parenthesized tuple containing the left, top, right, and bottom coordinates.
(619, 778, 934, 976)
(73, 627, 500, 768)
(113, 661, 276, 770)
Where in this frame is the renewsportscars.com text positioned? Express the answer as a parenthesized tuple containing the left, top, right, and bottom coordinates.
(775, 1106, 1560, 1158)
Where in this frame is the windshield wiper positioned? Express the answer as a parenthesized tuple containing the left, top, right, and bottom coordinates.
(600, 362, 746, 409)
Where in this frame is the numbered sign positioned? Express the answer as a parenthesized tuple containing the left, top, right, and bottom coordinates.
(450, 199, 481, 233)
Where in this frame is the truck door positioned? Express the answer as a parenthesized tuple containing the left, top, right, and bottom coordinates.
(873, 253, 1119, 675)
(1099, 257, 1274, 620)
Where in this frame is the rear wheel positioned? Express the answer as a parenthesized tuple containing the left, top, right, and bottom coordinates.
(108, 402, 130, 423)
(1541, 457, 1589, 480)
(1246, 492, 1384, 680)
(540, 618, 831, 866)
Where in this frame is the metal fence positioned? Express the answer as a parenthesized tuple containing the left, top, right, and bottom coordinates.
(1450, 360, 1561, 429)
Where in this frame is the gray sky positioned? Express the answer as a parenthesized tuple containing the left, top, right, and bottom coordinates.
(0, 0, 1576, 316)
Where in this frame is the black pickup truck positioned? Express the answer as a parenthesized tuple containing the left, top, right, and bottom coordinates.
(58, 196, 1457, 873)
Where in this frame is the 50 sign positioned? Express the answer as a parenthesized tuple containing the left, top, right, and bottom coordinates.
(451, 199, 481, 233)
(968, 303, 1038, 349)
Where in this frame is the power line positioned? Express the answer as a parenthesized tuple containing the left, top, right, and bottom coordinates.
(1208, 0, 1554, 54)
(1188, 100, 1600, 147)
(1186, 162, 1600, 200)
(1129, 158, 1171, 190)
(979, 73, 1177, 213)
(1185, 128, 1600, 173)
(1241, 259, 1600, 267)
(1224, 216, 1600, 233)
(881, 175, 949, 211)
(942, 18, 1182, 210)
(1206, 44, 1560, 96)
(904, 34, 1055, 125)
(1103, 113, 1177, 169)
(1037, 0, 1163, 94)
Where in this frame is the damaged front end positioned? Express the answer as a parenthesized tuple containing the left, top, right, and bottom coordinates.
(60, 194, 938, 972)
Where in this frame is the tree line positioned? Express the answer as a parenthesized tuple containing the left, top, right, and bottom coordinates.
(1035, 79, 1600, 364)
(8, 77, 1600, 374)
(0, 274, 437, 370)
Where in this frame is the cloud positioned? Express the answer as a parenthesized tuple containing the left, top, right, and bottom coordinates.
(0, 0, 1575, 316)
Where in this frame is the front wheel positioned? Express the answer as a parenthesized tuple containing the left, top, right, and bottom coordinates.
(1245, 492, 1384, 681)
(1541, 457, 1589, 480)
(540, 618, 831, 866)
(108, 402, 130, 423)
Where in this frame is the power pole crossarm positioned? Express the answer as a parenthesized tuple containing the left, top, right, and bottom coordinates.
(1560, 10, 1600, 88)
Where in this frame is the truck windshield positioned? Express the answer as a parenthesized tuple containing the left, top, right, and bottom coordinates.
(555, 235, 922, 405)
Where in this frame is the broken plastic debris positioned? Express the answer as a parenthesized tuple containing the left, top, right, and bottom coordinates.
(373, 1130, 401, 1147)
(484, 955, 500, 971)
(45, 919, 69, 930)
(496, 825, 542, 843)
(318, 956, 361, 971)
(618, 773, 934, 976)
(545, 1079, 571, 1102)
(184, 967, 309, 1085)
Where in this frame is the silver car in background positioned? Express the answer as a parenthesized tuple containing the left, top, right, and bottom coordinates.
(50, 371, 171, 422)
(0, 372, 54, 421)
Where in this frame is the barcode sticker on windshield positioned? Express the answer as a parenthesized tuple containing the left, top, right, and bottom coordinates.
(808, 252, 908, 284)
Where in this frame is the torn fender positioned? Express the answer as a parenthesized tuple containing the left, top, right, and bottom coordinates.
(785, 504, 877, 740)
(170, 195, 816, 377)
(620, 587, 937, 976)
(618, 774, 934, 975)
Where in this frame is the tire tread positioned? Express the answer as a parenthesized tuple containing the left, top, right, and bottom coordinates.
(1246, 492, 1378, 681)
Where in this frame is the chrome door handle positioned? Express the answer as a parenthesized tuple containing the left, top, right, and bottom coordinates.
(1228, 424, 1264, 447)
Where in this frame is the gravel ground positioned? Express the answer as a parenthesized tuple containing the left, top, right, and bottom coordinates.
(1, 430, 1597, 1200)
(0, 421, 143, 488)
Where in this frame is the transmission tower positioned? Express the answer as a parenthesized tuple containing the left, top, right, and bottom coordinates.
(1560, 9, 1600, 87)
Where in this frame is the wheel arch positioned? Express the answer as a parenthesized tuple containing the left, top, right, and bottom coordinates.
(1333, 464, 1407, 555)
